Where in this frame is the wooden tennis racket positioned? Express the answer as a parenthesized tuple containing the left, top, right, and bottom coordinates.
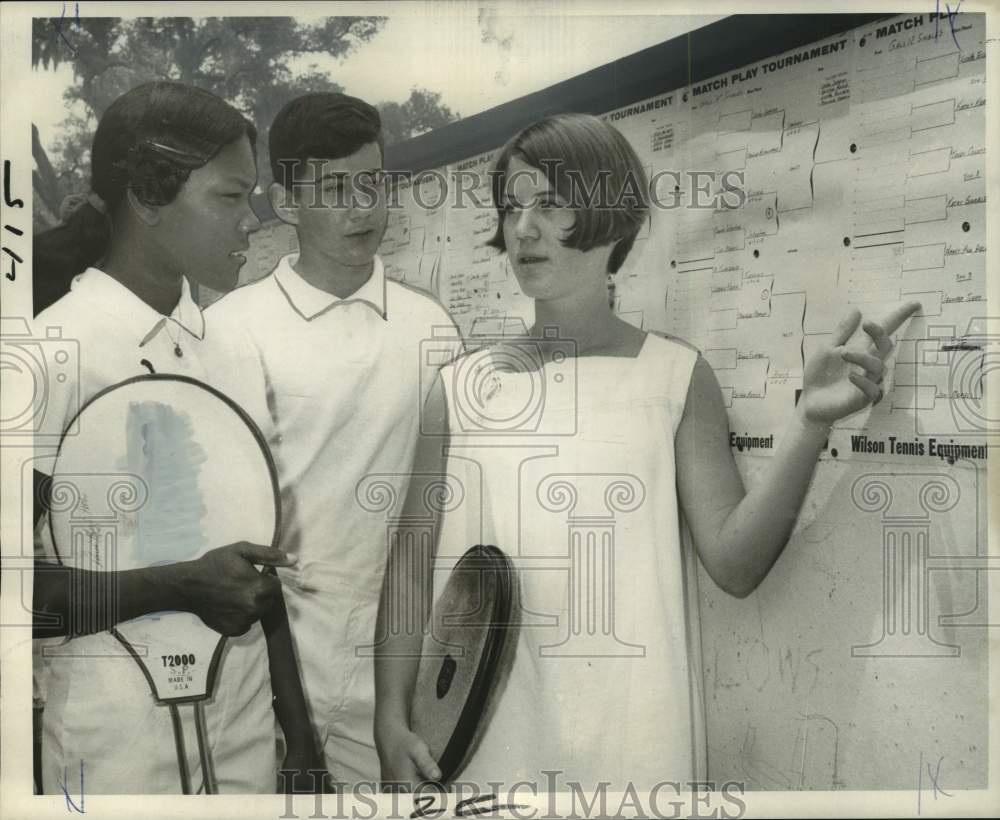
(410, 544, 517, 785)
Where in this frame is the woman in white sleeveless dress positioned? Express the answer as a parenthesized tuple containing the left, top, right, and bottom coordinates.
(374, 114, 918, 792)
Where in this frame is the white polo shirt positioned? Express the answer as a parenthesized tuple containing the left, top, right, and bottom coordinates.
(34, 268, 271, 469)
(207, 254, 462, 596)
(207, 254, 461, 777)
(32, 267, 275, 793)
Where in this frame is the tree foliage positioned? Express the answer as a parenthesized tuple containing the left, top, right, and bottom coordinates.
(379, 89, 458, 145)
(31, 16, 459, 228)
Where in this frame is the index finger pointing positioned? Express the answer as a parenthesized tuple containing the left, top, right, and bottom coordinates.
(874, 301, 921, 337)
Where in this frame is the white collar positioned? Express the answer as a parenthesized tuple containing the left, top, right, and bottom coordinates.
(71, 268, 206, 344)
(272, 253, 388, 321)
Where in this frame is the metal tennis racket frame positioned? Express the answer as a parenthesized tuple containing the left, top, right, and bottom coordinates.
(48, 374, 282, 795)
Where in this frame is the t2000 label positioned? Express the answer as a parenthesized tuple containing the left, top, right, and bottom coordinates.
(162, 654, 196, 667)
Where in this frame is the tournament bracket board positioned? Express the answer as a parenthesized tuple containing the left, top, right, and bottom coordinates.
(232, 12, 989, 467)
(47, 375, 280, 794)
(606, 12, 988, 471)
(379, 170, 449, 295)
(404, 11, 987, 467)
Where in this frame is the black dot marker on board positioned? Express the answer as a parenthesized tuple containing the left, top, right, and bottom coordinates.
(831, 448, 839, 458)
(962, 221, 970, 232)
(860, 36, 867, 46)
(671, 260, 676, 268)
(844, 237, 851, 247)
(753, 249, 760, 258)
(850, 143, 857, 153)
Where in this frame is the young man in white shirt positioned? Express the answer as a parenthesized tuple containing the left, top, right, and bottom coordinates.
(208, 93, 462, 784)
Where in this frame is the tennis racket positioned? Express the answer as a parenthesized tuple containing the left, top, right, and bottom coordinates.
(48, 374, 280, 794)
(410, 544, 517, 785)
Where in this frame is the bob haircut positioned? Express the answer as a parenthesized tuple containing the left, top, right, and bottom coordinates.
(34, 81, 256, 313)
(487, 113, 649, 274)
(269, 92, 384, 188)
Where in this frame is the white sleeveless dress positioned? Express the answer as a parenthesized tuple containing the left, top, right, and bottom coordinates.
(437, 333, 707, 791)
